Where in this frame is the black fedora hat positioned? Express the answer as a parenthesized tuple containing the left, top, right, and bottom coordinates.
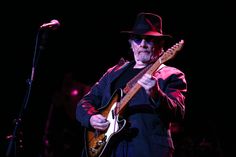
(121, 12, 172, 39)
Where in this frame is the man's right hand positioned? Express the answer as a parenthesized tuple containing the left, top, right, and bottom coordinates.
(90, 114, 110, 131)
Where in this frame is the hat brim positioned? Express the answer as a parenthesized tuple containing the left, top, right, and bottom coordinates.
(120, 30, 172, 39)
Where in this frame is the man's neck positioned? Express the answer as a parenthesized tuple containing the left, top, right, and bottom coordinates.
(134, 61, 152, 69)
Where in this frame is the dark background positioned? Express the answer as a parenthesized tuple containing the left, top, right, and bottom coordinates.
(1, 1, 235, 157)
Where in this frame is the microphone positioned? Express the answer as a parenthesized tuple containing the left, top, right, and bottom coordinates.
(40, 19, 60, 29)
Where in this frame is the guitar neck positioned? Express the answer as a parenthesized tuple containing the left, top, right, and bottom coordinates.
(116, 39, 184, 115)
(117, 59, 162, 114)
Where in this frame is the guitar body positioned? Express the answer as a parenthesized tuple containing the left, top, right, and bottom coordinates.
(84, 89, 126, 157)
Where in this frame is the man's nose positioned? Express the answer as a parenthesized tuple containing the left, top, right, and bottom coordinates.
(140, 39, 148, 48)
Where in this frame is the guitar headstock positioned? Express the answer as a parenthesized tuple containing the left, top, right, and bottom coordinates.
(159, 40, 184, 64)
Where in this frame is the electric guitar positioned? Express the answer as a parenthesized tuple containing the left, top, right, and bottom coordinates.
(84, 40, 185, 157)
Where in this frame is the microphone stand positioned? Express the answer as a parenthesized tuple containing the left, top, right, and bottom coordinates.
(5, 27, 44, 157)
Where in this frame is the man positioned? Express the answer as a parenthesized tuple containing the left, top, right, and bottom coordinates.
(76, 12, 187, 157)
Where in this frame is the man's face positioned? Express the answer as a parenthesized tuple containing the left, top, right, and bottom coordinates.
(130, 35, 161, 66)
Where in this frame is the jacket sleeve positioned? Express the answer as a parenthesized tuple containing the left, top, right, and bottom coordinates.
(75, 66, 116, 128)
(150, 66, 187, 121)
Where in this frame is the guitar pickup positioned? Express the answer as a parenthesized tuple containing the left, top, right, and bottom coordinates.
(112, 110, 114, 119)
